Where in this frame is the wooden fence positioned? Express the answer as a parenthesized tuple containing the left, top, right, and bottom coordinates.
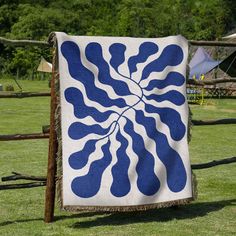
(0, 36, 235, 223)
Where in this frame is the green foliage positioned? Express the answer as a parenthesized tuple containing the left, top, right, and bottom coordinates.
(0, 3, 19, 35)
(0, 0, 235, 78)
(115, 0, 156, 37)
(5, 84, 14, 91)
(189, 0, 230, 40)
(7, 4, 82, 40)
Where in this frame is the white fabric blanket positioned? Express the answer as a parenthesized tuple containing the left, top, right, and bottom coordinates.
(56, 32, 192, 209)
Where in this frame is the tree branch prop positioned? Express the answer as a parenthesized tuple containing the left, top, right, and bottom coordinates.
(1, 36, 236, 48)
(2, 172, 46, 182)
(192, 118, 236, 126)
(0, 157, 235, 191)
(191, 157, 236, 169)
(42, 125, 50, 134)
(0, 182, 46, 190)
(187, 78, 236, 86)
(0, 36, 49, 47)
(189, 40, 236, 47)
(0, 133, 49, 141)
(0, 92, 50, 99)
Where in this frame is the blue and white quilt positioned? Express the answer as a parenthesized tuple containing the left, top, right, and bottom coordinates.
(56, 32, 192, 208)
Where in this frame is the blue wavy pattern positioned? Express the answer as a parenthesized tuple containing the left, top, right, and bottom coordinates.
(71, 140, 112, 198)
(135, 110, 187, 192)
(61, 41, 127, 108)
(109, 43, 126, 71)
(128, 42, 159, 76)
(68, 122, 111, 140)
(69, 139, 97, 169)
(110, 130, 131, 197)
(86, 43, 131, 96)
(144, 72, 185, 90)
(124, 119, 160, 195)
(144, 103, 186, 141)
(65, 87, 114, 122)
(140, 45, 184, 82)
(61, 39, 188, 199)
(145, 90, 185, 106)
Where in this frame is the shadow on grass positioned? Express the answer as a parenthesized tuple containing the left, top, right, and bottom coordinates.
(0, 212, 106, 227)
(0, 218, 43, 227)
(0, 199, 235, 227)
(70, 199, 236, 228)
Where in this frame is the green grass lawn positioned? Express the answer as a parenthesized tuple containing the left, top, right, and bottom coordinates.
(0, 79, 235, 236)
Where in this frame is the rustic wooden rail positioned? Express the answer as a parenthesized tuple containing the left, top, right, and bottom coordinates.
(187, 78, 236, 86)
(0, 36, 49, 47)
(189, 40, 236, 47)
(0, 92, 51, 99)
(1, 36, 236, 48)
(0, 133, 49, 141)
(205, 87, 236, 97)
(191, 156, 236, 169)
(0, 182, 46, 190)
(2, 172, 46, 182)
(192, 118, 236, 126)
(1, 156, 235, 190)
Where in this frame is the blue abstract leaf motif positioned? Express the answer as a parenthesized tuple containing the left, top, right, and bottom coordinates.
(61, 41, 127, 108)
(128, 42, 159, 76)
(144, 72, 185, 91)
(68, 122, 111, 140)
(69, 139, 97, 170)
(61, 39, 188, 198)
(110, 130, 131, 197)
(135, 110, 187, 192)
(123, 119, 160, 195)
(145, 90, 185, 106)
(86, 43, 131, 96)
(144, 103, 186, 141)
(140, 45, 184, 82)
(71, 140, 112, 198)
(109, 43, 126, 72)
(65, 87, 114, 122)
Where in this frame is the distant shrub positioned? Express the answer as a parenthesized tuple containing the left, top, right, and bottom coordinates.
(5, 84, 14, 91)
(0, 74, 14, 80)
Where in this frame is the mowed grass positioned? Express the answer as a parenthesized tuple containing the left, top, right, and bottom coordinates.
(0, 78, 235, 236)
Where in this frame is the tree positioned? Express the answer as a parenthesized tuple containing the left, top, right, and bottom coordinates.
(0, 0, 235, 78)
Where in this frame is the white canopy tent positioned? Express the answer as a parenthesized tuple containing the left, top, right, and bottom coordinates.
(222, 33, 236, 41)
(37, 57, 52, 73)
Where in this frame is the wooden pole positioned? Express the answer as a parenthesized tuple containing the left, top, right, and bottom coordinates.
(1, 36, 236, 48)
(0, 133, 49, 141)
(187, 78, 236, 86)
(0, 92, 50, 99)
(42, 125, 50, 134)
(0, 182, 46, 190)
(189, 40, 236, 47)
(2, 172, 46, 182)
(192, 118, 236, 126)
(44, 36, 58, 223)
(0, 36, 49, 47)
(191, 156, 236, 169)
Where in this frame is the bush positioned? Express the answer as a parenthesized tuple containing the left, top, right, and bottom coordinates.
(5, 84, 14, 91)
